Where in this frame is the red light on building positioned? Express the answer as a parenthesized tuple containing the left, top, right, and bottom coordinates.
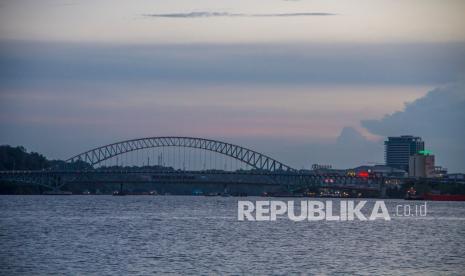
(358, 171, 369, 178)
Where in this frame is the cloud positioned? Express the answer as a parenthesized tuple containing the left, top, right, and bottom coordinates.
(362, 82, 465, 172)
(1, 41, 464, 85)
(337, 127, 370, 145)
(143, 12, 335, 18)
(234, 127, 383, 169)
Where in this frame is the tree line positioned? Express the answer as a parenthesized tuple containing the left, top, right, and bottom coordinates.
(0, 145, 52, 170)
(0, 145, 92, 170)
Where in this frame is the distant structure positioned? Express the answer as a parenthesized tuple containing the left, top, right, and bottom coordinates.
(434, 166, 448, 178)
(352, 165, 407, 178)
(384, 135, 424, 172)
(312, 164, 332, 170)
(409, 151, 435, 178)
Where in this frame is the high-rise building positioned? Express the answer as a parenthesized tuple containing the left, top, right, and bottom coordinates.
(385, 135, 424, 171)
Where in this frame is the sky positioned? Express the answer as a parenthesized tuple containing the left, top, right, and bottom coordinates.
(0, 0, 464, 171)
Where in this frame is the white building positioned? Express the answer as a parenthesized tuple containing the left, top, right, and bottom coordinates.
(409, 154, 435, 178)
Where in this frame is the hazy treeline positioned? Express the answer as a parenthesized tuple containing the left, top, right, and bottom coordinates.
(0, 145, 51, 170)
(0, 145, 79, 170)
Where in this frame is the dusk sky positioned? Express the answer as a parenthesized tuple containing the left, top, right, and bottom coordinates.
(0, 0, 464, 171)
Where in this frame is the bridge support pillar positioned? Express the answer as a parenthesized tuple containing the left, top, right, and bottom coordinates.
(50, 175, 62, 192)
(379, 177, 386, 198)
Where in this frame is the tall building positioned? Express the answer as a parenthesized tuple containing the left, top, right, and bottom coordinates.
(385, 135, 424, 171)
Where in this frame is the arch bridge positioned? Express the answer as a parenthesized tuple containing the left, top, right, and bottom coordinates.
(66, 136, 294, 172)
(0, 136, 386, 194)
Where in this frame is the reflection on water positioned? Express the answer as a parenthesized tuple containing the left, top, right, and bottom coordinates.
(0, 196, 464, 275)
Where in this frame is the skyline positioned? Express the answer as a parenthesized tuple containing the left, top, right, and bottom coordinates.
(0, 0, 464, 171)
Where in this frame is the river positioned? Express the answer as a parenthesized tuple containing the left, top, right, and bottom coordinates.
(1, 196, 464, 275)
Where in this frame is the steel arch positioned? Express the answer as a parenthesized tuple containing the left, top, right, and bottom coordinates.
(66, 137, 295, 172)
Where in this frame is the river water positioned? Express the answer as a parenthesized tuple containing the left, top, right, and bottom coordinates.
(1, 196, 464, 275)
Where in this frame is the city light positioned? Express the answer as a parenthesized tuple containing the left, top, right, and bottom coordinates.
(358, 171, 369, 178)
